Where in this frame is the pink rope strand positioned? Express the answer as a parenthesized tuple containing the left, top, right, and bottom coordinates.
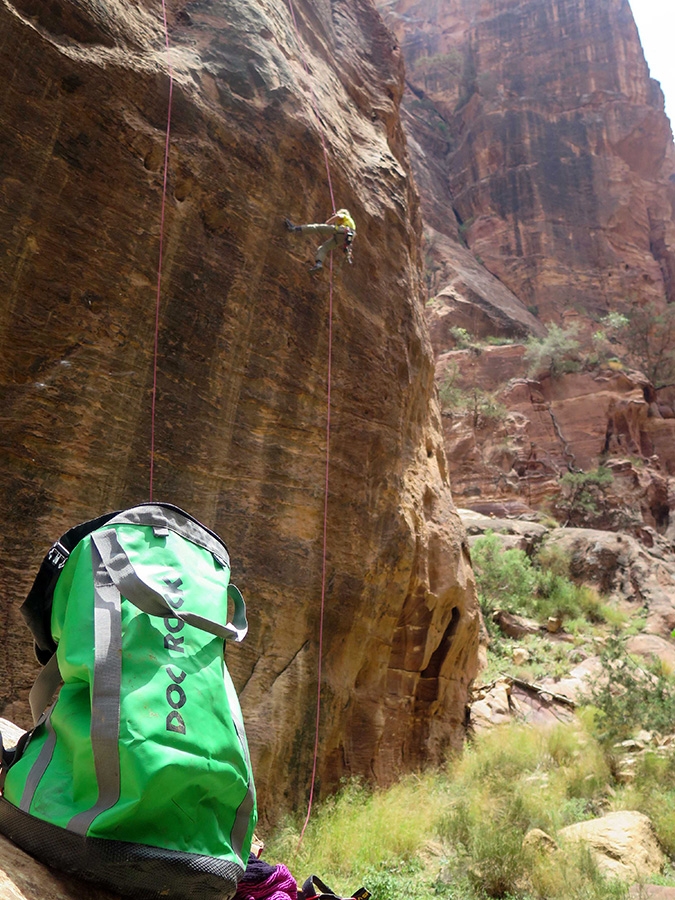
(150, 0, 174, 501)
(286, 0, 340, 845)
(297, 253, 333, 847)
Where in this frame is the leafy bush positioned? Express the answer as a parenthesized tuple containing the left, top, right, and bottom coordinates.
(624, 302, 675, 388)
(438, 369, 508, 427)
(554, 467, 614, 527)
(448, 326, 481, 353)
(471, 532, 617, 629)
(592, 304, 675, 388)
(583, 634, 675, 746)
(470, 533, 536, 621)
(524, 324, 582, 378)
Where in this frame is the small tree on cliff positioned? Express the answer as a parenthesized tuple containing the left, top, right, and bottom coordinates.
(554, 466, 614, 527)
(624, 302, 675, 388)
(524, 324, 582, 378)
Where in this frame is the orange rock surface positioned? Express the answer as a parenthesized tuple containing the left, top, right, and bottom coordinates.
(378, 0, 675, 324)
(0, 0, 480, 821)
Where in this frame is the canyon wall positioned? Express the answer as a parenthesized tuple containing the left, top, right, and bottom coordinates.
(378, 0, 675, 326)
(0, 0, 480, 821)
(372, 0, 675, 534)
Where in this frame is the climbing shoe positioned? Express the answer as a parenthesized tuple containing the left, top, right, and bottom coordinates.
(308, 261, 323, 272)
(284, 218, 301, 232)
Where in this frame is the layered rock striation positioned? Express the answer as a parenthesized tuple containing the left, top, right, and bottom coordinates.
(378, 0, 675, 325)
(0, 0, 479, 821)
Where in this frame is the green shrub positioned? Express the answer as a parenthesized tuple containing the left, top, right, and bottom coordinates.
(448, 326, 482, 354)
(624, 302, 675, 388)
(470, 533, 536, 620)
(554, 467, 614, 527)
(583, 634, 675, 746)
(524, 324, 582, 378)
(471, 532, 619, 630)
(437, 371, 508, 427)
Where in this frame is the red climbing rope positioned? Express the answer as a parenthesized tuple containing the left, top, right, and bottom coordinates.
(298, 253, 333, 846)
(286, 0, 336, 843)
(149, 0, 174, 501)
(151, 0, 334, 836)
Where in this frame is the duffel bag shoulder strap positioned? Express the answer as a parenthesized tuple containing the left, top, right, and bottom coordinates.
(91, 526, 247, 643)
(20, 511, 122, 663)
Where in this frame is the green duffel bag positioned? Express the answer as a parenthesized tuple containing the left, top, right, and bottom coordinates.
(0, 502, 257, 900)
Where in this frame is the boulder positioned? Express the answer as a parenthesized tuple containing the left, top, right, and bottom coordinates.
(545, 529, 675, 638)
(458, 509, 549, 552)
(0, 834, 119, 900)
(492, 610, 541, 639)
(559, 811, 666, 882)
(627, 634, 675, 672)
(469, 678, 512, 732)
(522, 828, 558, 855)
(629, 886, 675, 899)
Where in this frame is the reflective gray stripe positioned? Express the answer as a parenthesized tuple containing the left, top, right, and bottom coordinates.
(92, 529, 248, 642)
(106, 505, 230, 569)
(67, 543, 122, 835)
(19, 707, 57, 812)
(230, 714, 256, 863)
(28, 652, 62, 725)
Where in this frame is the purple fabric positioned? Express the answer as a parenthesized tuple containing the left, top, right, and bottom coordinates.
(235, 862, 298, 900)
(241, 857, 277, 884)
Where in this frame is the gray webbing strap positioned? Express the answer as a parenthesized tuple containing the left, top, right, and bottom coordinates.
(20, 707, 57, 812)
(28, 652, 62, 725)
(230, 714, 256, 862)
(91, 529, 248, 642)
(67, 543, 122, 835)
(106, 504, 230, 570)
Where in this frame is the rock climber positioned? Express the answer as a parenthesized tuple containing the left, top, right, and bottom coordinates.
(284, 208, 356, 272)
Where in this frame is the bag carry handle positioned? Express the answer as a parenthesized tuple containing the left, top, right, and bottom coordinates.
(92, 530, 248, 642)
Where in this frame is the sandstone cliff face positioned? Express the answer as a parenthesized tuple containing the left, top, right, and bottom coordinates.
(0, 0, 479, 820)
(437, 345, 675, 535)
(378, 0, 675, 324)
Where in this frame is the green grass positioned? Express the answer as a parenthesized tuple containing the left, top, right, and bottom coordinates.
(262, 535, 675, 900)
(265, 775, 452, 900)
(263, 723, 660, 899)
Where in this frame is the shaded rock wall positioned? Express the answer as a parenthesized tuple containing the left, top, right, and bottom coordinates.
(378, 0, 675, 325)
(0, 0, 479, 821)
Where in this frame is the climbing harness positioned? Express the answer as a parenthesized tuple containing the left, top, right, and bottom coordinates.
(149, 0, 174, 501)
(343, 228, 355, 264)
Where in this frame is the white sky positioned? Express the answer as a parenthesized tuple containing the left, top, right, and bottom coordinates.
(629, 0, 675, 126)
